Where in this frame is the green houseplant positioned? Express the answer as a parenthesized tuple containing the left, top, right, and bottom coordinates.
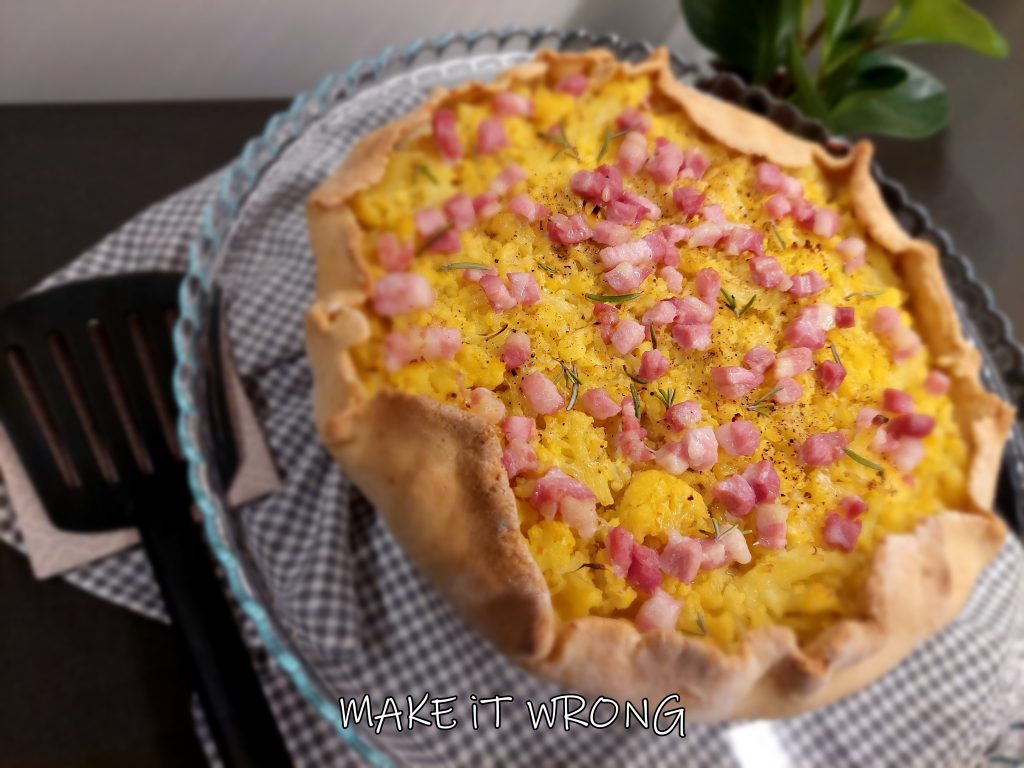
(681, 0, 1009, 138)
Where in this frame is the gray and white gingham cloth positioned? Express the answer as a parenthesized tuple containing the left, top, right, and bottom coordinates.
(3, 58, 1024, 768)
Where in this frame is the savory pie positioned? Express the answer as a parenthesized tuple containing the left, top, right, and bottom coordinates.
(304, 48, 1014, 719)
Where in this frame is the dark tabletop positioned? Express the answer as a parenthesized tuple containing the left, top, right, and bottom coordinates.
(0, 29, 1021, 765)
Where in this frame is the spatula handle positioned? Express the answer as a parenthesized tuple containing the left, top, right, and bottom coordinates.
(135, 488, 292, 768)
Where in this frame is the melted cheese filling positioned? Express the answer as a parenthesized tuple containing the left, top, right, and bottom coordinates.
(348, 73, 968, 647)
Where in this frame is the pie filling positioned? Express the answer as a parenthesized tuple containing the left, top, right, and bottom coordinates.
(347, 68, 967, 648)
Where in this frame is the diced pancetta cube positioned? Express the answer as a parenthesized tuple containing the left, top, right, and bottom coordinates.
(638, 350, 670, 382)
(712, 474, 755, 517)
(502, 415, 537, 443)
(659, 266, 683, 293)
(816, 360, 846, 393)
(924, 370, 951, 396)
(507, 193, 549, 223)
(673, 184, 705, 216)
(716, 419, 761, 457)
(372, 273, 435, 316)
(664, 400, 701, 431)
(671, 323, 712, 351)
(659, 534, 702, 584)
(886, 413, 936, 439)
(742, 460, 780, 503)
(635, 589, 682, 633)
(581, 388, 620, 421)
(680, 426, 719, 471)
(711, 366, 763, 400)
(749, 256, 791, 290)
(490, 163, 528, 196)
(468, 387, 505, 424)
(764, 194, 791, 221)
(645, 136, 685, 184)
(617, 106, 652, 133)
(432, 108, 462, 161)
(837, 237, 866, 273)
(772, 376, 803, 405)
(605, 263, 651, 292)
(478, 274, 518, 311)
(507, 272, 541, 306)
(501, 331, 531, 370)
(547, 213, 594, 245)
(556, 73, 589, 97)
(824, 512, 862, 552)
(784, 317, 827, 349)
(531, 467, 597, 538)
(592, 220, 632, 246)
(492, 91, 534, 117)
(756, 504, 789, 549)
(617, 130, 649, 176)
(774, 347, 813, 378)
(799, 431, 849, 467)
(743, 344, 776, 374)
(695, 268, 721, 302)
(883, 388, 915, 414)
(787, 270, 829, 298)
(521, 371, 565, 415)
(611, 318, 647, 355)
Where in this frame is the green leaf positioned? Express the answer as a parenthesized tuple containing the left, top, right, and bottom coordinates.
(788, 37, 829, 118)
(823, 0, 862, 55)
(884, 0, 1009, 58)
(681, 0, 804, 84)
(821, 15, 887, 80)
(845, 50, 909, 93)
(826, 55, 949, 138)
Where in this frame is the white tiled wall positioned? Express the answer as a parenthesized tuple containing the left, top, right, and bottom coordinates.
(0, 0, 702, 103)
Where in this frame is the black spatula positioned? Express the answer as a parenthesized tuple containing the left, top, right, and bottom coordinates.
(0, 272, 290, 767)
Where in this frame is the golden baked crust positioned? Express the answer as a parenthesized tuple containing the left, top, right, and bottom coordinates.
(304, 48, 1014, 720)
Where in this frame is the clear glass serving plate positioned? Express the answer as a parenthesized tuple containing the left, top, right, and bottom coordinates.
(172, 27, 1024, 767)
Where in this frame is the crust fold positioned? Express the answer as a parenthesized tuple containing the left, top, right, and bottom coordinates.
(305, 47, 1013, 720)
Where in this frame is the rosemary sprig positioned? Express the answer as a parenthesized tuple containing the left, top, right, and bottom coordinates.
(830, 343, 843, 366)
(629, 381, 642, 419)
(720, 287, 756, 317)
(623, 365, 648, 385)
(411, 163, 438, 184)
(482, 323, 509, 340)
(771, 223, 787, 249)
(436, 260, 489, 271)
(573, 562, 606, 572)
(596, 127, 629, 162)
(585, 292, 641, 303)
(537, 262, 561, 275)
(562, 361, 581, 411)
(747, 385, 783, 416)
(417, 222, 455, 255)
(654, 387, 676, 408)
(683, 612, 708, 637)
(538, 124, 580, 161)
(844, 447, 885, 474)
(720, 287, 738, 313)
(737, 294, 757, 317)
(649, 324, 658, 349)
(843, 288, 885, 300)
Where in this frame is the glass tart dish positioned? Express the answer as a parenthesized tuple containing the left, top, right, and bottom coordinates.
(173, 28, 1024, 766)
(304, 47, 1014, 720)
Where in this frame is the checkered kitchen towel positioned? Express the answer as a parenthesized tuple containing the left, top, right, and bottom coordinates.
(3, 56, 1024, 768)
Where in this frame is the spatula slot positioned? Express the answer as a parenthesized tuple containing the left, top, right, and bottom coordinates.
(48, 332, 120, 485)
(128, 312, 181, 460)
(5, 347, 82, 489)
(87, 319, 154, 475)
